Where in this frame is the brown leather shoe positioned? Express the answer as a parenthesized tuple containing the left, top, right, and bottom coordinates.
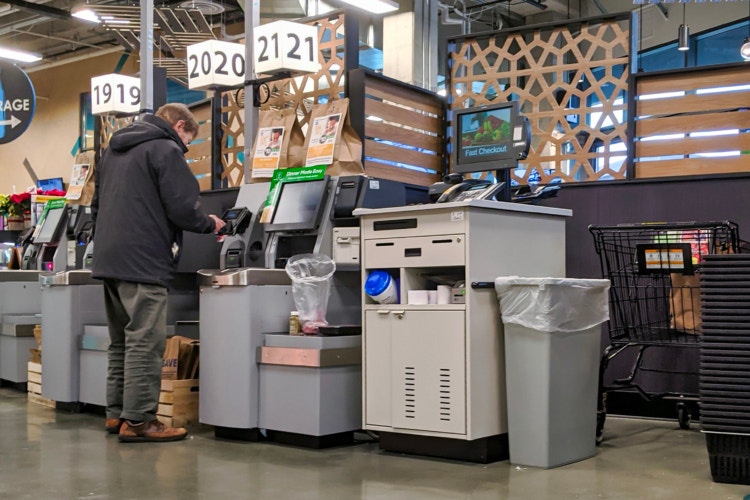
(106, 418, 123, 434)
(118, 420, 188, 443)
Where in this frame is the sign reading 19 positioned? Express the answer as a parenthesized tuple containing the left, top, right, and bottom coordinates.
(257, 32, 315, 63)
(188, 50, 244, 79)
(92, 81, 140, 106)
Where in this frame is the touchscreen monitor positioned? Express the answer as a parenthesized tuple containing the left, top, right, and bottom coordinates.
(34, 207, 67, 244)
(266, 179, 328, 232)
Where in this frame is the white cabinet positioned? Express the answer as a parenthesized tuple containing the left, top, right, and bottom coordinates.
(357, 200, 571, 443)
(365, 309, 465, 435)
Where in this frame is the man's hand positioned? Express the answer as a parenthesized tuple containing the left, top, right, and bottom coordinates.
(209, 214, 226, 234)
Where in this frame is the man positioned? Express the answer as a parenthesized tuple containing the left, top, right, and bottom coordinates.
(91, 103, 225, 443)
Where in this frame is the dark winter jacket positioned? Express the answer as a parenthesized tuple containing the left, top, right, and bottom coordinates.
(91, 114, 214, 287)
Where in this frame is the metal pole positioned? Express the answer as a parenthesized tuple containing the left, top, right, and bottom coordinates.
(243, 0, 260, 184)
(140, 0, 154, 115)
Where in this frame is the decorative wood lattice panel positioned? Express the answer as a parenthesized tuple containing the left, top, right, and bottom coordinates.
(220, 12, 349, 186)
(449, 18, 630, 184)
(362, 71, 446, 186)
(634, 65, 750, 179)
(99, 115, 134, 149)
(219, 90, 245, 187)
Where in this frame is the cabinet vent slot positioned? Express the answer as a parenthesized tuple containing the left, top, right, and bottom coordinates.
(438, 368, 451, 421)
(375, 242, 395, 247)
(432, 239, 453, 244)
(403, 367, 418, 420)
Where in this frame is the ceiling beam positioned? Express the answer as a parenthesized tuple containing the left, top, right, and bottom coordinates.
(2, 0, 70, 20)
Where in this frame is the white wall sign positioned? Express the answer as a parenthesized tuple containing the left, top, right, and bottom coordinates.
(90, 74, 140, 115)
(253, 21, 320, 76)
(187, 40, 246, 90)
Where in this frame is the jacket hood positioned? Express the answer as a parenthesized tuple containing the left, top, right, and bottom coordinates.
(108, 114, 188, 154)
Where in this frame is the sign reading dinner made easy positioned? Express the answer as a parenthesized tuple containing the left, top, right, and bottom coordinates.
(0, 61, 36, 145)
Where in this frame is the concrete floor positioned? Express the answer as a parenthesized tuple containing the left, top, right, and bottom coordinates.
(1, 387, 749, 500)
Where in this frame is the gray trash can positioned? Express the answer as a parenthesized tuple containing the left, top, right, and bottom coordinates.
(495, 277, 610, 469)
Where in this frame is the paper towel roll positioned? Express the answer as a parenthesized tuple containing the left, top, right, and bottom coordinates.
(408, 290, 429, 305)
(437, 285, 451, 305)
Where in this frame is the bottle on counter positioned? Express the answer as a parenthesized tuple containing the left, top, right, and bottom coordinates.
(289, 311, 301, 336)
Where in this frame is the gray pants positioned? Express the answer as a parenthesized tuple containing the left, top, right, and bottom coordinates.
(103, 279, 167, 422)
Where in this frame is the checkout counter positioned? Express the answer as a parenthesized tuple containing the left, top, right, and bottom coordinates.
(199, 175, 418, 446)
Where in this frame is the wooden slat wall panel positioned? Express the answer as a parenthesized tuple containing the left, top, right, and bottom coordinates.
(636, 134, 750, 158)
(637, 91, 750, 116)
(364, 78, 443, 116)
(362, 72, 446, 186)
(187, 158, 211, 176)
(636, 111, 750, 137)
(634, 64, 750, 179)
(449, 17, 631, 185)
(636, 156, 750, 178)
(185, 139, 211, 160)
(364, 120, 442, 152)
(364, 99, 442, 135)
(364, 140, 441, 171)
(637, 66, 749, 95)
(364, 160, 442, 185)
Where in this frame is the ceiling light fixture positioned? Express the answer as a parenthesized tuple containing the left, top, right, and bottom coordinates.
(0, 46, 42, 63)
(337, 0, 399, 15)
(677, 3, 689, 52)
(71, 6, 100, 23)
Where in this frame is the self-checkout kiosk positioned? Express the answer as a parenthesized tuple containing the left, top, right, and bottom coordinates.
(0, 202, 92, 387)
(199, 175, 417, 446)
(33, 202, 106, 405)
(355, 101, 572, 462)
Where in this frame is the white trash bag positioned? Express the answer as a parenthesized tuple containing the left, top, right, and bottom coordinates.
(494, 277, 610, 333)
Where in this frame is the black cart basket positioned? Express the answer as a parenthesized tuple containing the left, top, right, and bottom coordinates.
(589, 221, 741, 441)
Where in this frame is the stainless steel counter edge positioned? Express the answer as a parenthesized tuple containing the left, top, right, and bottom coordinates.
(39, 270, 100, 286)
(197, 268, 292, 287)
(0, 270, 44, 282)
(353, 199, 572, 218)
(257, 346, 362, 368)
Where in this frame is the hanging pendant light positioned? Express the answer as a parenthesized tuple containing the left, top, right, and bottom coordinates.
(678, 3, 689, 52)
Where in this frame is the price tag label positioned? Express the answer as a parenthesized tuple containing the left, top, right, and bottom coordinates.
(187, 40, 246, 90)
(253, 21, 320, 76)
(90, 74, 140, 115)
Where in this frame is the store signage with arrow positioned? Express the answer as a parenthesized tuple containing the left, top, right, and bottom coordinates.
(0, 61, 36, 145)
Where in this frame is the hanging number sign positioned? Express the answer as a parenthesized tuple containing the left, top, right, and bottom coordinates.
(90, 74, 140, 115)
(253, 21, 320, 76)
(187, 40, 246, 90)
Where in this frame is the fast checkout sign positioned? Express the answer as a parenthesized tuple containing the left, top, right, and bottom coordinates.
(0, 61, 35, 145)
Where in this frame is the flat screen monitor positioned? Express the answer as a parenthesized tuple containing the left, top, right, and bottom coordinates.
(34, 207, 67, 244)
(266, 178, 329, 233)
(37, 177, 64, 192)
(452, 101, 531, 174)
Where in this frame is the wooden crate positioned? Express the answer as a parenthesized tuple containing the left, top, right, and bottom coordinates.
(27, 362, 55, 409)
(157, 379, 199, 427)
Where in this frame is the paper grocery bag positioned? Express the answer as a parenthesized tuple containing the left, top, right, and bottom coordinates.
(304, 98, 364, 176)
(250, 108, 306, 180)
(74, 152, 96, 206)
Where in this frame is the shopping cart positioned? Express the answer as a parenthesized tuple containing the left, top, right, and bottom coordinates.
(589, 221, 741, 443)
